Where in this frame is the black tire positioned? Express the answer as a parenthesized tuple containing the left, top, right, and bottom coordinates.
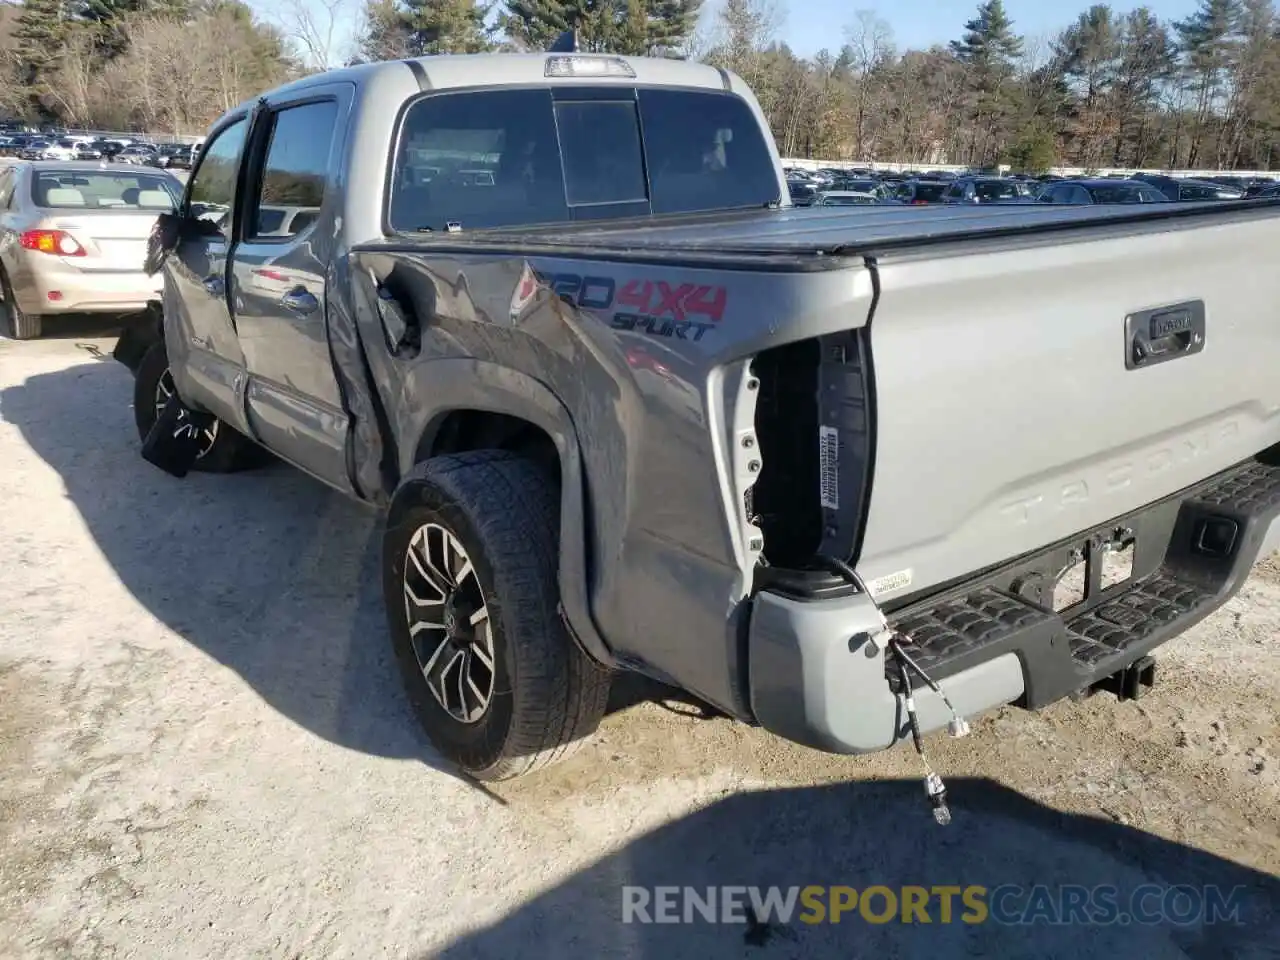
(384, 450, 611, 781)
(0, 265, 42, 340)
(132, 341, 264, 473)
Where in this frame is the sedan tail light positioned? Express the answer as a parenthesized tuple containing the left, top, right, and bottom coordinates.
(20, 229, 85, 256)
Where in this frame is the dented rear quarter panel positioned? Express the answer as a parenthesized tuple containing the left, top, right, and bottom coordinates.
(345, 247, 874, 715)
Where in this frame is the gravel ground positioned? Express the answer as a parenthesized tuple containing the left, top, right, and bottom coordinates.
(1, 327, 1278, 959)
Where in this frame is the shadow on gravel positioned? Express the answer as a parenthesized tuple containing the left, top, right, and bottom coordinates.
(429, 777, 1280, 959)
(1, 357, 700, 788)
(3, 357, 443, 769)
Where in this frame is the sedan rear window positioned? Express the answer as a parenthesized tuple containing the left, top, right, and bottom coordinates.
(32, 172, 177, 210)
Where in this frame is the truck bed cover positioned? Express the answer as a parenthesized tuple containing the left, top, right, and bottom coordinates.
(371, 198, 1280, 264)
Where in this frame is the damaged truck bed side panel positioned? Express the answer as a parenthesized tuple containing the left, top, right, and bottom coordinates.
(342, 247, 877, 717)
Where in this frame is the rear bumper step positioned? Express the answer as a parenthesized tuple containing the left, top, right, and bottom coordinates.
(887, 456, 1280, 707)
(747, 452, 1280, 755)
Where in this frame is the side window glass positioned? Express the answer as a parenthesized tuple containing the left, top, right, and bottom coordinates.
(389, 89, 566, 232)
(249, 100, 339, 240)
(0, 169, 13, 208)
(188, 118, 248, 238)
(554, 100, 647, 206)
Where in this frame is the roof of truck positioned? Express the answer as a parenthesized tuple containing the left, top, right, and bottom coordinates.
(235, 53, 733, 112)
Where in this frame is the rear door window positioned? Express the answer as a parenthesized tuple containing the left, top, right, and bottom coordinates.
(248, 99, 338, 240)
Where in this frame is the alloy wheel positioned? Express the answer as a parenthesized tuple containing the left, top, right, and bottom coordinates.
(154, 367, 219, 459)
(402, 522, 496, 724)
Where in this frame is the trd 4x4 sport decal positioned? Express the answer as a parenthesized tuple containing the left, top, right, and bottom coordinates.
(534, 270, 728, 342)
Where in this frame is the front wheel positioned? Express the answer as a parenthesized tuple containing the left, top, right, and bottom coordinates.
(383, 451, 610, 780)
(133, 341, 263, 473)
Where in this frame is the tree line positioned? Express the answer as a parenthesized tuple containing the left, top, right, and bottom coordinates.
(1, 0, 1277, 172)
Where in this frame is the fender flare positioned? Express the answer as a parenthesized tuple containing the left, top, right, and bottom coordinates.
(390, 358, 615, 669)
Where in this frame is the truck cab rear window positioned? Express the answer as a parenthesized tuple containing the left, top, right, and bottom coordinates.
(388, 87, 779, 232)
(389, 89, 569, 233)
(637, 88, 779, 215)
(554, 100, 647, 206)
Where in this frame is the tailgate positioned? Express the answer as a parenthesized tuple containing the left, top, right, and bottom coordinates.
(856, 211, 1280, 599)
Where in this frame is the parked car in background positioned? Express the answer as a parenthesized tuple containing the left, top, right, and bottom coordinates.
(18, 140, 52, 160)
(893, 179, 951, 204)
(115, 144, 157, 165)
(149, 144, 197, 170)
(817, 190, 890, 206)
(1037, 179, 1171, 205)
(74, 142, 103, 160)
(787, 180, 820, 206)
(0, 162, 182, 339)
(828, 177, 894, 199)
(1131, 173, 1245, 201)
(941, 176, 1036, 204)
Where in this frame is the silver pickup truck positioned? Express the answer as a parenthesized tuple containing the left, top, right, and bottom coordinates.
(116, 48, 1280, 785)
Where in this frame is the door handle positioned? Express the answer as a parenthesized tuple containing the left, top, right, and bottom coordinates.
(280, 286, 318, 315)
(202, 274, 224, 296)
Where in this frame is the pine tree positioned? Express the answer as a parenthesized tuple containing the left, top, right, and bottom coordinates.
(950, 0, 1023, 75)
(400, 0, 493, 54)
(356, 0, 414, 61)
(950, 0, 1024, 164)
(500, 0, 570, 50)
(644, 0, 700, 51)
(1174, 0, 1243, 164)
(500, 0, 700, 54)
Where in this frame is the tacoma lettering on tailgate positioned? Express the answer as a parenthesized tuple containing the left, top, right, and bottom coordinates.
(999, 420, 1241, 526)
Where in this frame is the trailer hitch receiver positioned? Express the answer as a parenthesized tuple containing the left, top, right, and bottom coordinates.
(1093, 656, 1157, 702)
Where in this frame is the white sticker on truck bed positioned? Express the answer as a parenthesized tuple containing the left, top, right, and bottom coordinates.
(819, 426, 839, 509)
(868, 568, 914, 597)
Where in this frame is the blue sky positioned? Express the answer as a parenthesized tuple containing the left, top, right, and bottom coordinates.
(776, 0, 1203, 56)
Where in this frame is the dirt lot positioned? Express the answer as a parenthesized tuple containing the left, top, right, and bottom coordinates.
(0, 328, 1277, 959)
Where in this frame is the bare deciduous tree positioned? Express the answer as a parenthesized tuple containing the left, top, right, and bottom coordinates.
(269, 0, 357, 72)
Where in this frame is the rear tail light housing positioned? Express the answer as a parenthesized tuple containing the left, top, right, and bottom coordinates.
(748, 329, 875, 579)
(21, 229, 85, 256)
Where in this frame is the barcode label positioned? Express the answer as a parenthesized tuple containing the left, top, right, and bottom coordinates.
(819, 426, 839, 509)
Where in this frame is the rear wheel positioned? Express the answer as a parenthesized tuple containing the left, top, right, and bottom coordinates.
(384, 451, 610, 780)
(0, 266, 42, 340)
(133, 341, 263, 473)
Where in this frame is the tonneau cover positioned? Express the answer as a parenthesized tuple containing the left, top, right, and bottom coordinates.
(375, 198, 1280, 261)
